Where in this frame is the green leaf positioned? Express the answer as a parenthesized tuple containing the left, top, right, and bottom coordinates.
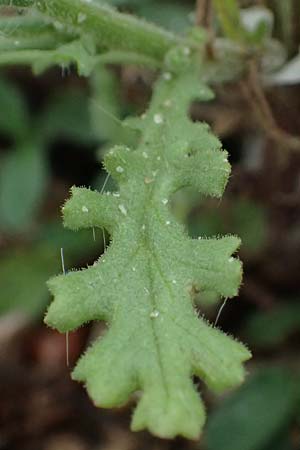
(0, 28, 72, 52)
(0, 13, 75, 41)
(189, 199, 267, 255)
(205, 368, 297, 450)
(0, 77, 29, 139)
(0, 225, 100, 317)
(0, 245, 59, 317)
(32, 38, 98, 76)
(98, 0, 191, 32)
(0, 140, 47, 232)
(213, 1, 274, 47)
(89, 64, 124, 143)
(45, 62, 250, 439)
(41, 87, 96, 143)
(245, 302, 300, 348)
(212, 0, 248, 43)
(0, 12, 76, 54)
(0, 0, 178, 61)
(89, 64, 137, 147)
(136, 1, 191, 33)
(262, 433, 293, 450)
(230, 199, 266, 253)
(240, 6, 274, 44)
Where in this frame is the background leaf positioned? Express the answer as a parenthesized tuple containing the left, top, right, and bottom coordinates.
(0, 77, 29, 140)
(205, 368, 297, 450)
(245, 302, 300, 348)
(0, 141, 48, 232)
(0, 224, 99, 317)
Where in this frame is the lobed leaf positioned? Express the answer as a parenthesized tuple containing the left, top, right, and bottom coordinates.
(46, 59, 251, 439)
(0, 224, 99, 317)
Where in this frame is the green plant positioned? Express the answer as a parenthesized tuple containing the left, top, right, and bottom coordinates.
(0, 0, 260, 440)
(0, 76, 96, 232)
(205, 368, 298, 450)
(47, 65, 251, 439)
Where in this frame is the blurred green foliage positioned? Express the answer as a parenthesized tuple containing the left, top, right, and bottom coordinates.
(205, 368, 298, 450)
(0, 75, 104, 230)
(0, 225, 98, 317)
(102, 0, 191, 33)
(90, 65, 137, 148)
(0, 77, 47, 232)
(0, 74, 106, 316)
(0, 54, 135, 318)
(0, 140, 47, 230)
(245, 302, 300, 349)
(189, 198, 267, 255)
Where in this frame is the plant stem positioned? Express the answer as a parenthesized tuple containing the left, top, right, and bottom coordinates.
(195, 0, 215, 59)
(195, 0, 212, 28)
(0, 32, 70, 51)
(240, 60, 300, 154)
(211, 0, 247, 43)
(0, 0, 179, 61)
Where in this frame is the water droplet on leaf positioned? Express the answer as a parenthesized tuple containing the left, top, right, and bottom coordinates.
(153, 113, 163, 125)
(163, 72, 172, 81)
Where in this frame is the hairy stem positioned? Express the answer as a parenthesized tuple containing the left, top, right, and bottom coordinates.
(0, 0, 179, 61)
